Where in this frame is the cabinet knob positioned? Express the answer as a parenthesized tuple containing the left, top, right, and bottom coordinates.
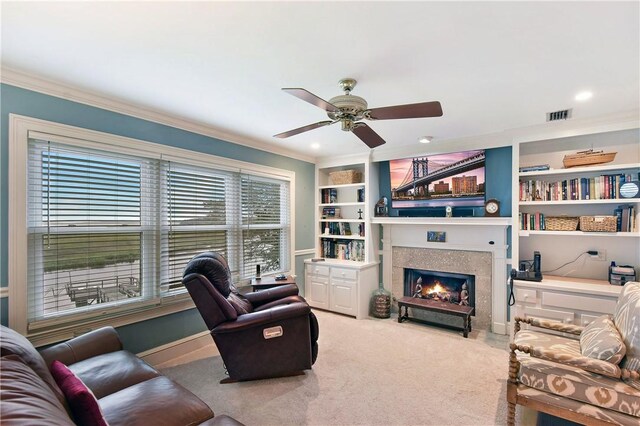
(523, 294, 528, 299)
(566, 318, 572, 323)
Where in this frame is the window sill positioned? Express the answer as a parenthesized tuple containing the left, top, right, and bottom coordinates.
(27, 297, 195, 348)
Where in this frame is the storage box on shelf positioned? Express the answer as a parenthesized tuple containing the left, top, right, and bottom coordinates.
(515, 127, 639, 290)
(305, 158, 380, 319)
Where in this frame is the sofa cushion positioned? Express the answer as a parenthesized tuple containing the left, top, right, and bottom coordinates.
(0, 355, 75, 426)
(227, 292, 253, 315)
(613, 282, 640, 390)
(518, 355, 640, 417)
(68, 350, 160, 399)
(98, 376, 214, 426)
(50, 360, 108, 426)
(515, 329, 621, 379)
(580, 315, 626, 364)
(0, 325, 66, 406)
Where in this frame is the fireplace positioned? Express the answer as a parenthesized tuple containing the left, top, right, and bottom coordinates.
(403, 268, 475, 314)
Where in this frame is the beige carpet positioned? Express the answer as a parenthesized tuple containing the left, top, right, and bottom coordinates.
(161, 309, 526, 426)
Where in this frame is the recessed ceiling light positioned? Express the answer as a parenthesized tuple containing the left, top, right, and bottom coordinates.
(575, 91, 593, 101)
(418, 136, 433, 144)
(311, 143, 320, 150)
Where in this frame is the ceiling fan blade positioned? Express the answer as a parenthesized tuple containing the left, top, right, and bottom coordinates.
(273, 120, 335, 138)
(282, 88, 340, 113)
(367, 101, 443, 120)
(352, 123, 386, 148)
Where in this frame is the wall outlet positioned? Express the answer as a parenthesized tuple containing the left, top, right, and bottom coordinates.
(590, 250, 607, 261)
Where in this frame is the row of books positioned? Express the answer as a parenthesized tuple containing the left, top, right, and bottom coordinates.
(519, 205, 637, 232)
(321, 188, 338, 204)
(322, 207, 341, 218)
(322, 222, 352, 236)
(615, 205, 637, 232)
(519, 173, 638, 201)
(321, 239, 365, 262)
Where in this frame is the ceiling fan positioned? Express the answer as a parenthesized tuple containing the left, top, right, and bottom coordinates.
(274, 78, 443, 148)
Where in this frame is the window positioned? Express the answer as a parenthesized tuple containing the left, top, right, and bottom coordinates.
(10, 116, 293, 340)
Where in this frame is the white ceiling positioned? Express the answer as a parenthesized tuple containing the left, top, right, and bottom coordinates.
(2, 2, 639, 161)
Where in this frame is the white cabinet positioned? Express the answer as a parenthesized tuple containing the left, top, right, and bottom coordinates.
(304, 260, 378, 319)
(305, 264, 330, 310)
(513, 276, 622, 330)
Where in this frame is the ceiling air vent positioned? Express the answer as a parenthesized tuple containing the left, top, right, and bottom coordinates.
(546, 109, 572, 122)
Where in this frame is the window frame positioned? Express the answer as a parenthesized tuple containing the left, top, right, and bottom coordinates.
(9, 114, 295, 346)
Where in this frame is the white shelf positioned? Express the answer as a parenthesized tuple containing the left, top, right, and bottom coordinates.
(319, 202, 365, 207)
(318, 183, 365, 190)
(519, 230, 640, 238)
(519, 199, 639, 206)
(519, 162, 640, 178)
(319, 234, 365, 240)
(319, 219, 365, 223)
(514, 275, 623, 297)
(371, 216, 512, 226)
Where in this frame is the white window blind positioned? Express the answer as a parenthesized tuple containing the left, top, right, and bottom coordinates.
(241, 175, 290, 277)
(161, 162, 240, 292)
(27, 140, 160, 330)
(24, 136, 292, 332)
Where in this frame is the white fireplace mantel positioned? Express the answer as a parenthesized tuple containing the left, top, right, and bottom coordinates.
(378, 218, 511, 335)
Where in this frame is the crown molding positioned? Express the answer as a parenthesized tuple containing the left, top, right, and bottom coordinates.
(1, 67, 316, 164)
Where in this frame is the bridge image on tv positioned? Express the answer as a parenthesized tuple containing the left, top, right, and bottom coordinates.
(390, 150, 485, 208)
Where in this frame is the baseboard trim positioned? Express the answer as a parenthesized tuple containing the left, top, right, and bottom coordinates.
(138, 330, 213, 367)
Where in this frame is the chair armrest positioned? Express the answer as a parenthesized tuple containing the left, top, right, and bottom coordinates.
(510, 342, 621, 379)
(244, 284, 299, 307)
(40, 326, 123, 367)
(514, 316, 584, 335)
(213, 302, 310, 335)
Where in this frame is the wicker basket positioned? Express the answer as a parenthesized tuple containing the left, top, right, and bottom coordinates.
(329, 169, 362, 185)
(545, 216, 579, 231)
(579, 216, 617, 232)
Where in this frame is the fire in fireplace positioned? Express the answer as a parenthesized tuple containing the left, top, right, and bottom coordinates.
(403, 268, 475, 311)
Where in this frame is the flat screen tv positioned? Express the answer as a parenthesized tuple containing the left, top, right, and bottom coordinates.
(390, 149, 486, 209)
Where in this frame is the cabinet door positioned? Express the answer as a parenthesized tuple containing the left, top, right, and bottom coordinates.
(305, 274, 329, 310)
(330, 277, 357, 316)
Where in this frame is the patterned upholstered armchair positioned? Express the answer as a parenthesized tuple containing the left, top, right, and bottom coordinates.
(507, 281, 640, 425)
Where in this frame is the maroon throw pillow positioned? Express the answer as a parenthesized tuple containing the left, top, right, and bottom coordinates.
(50, 360, 109, 426)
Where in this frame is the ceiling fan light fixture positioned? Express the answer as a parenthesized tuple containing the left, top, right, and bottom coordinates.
(419, 136, 433, 144)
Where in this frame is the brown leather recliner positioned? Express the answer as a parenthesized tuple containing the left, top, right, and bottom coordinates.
(182, 252, 319, 382)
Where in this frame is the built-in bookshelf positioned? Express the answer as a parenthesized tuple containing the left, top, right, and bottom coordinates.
(304, 157, 379, 319)
(315, 163, 370, 262)
(514, 127, 640, 283)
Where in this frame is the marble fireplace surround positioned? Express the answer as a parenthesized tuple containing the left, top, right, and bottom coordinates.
(375, 217, 510, 335)
(393, 247, 492, 330)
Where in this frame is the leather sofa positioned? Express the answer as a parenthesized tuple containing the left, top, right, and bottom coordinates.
(1, 325, 243, 426)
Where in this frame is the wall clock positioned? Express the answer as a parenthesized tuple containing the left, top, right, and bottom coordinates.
(484, 199, 500, 217)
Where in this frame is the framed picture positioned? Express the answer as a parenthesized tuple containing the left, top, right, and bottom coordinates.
(427, 231, 446, 243)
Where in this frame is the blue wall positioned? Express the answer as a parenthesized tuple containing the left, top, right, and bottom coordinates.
(0, 84, 315, 352)
(378, 146, 513, 217)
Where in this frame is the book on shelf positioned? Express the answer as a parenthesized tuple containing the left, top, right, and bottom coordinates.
(519, 172, 639, 202)
(519, 164, 550, 172)
(321, 188, 338, 204)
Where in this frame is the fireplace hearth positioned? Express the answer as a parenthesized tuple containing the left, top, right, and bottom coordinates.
(404, 268, 475, 315)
